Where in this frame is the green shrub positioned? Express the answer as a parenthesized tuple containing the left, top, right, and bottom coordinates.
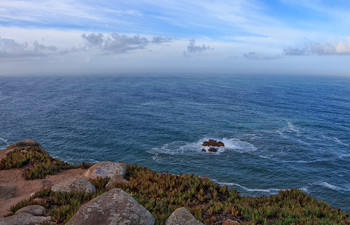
(5, 163, 349, 224)
(0, 147, 92, 180)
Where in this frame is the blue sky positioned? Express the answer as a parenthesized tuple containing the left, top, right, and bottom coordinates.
(0, 0, 350, 76)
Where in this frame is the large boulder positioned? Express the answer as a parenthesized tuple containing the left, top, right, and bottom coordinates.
(0, 205, 50, 225)
(105, 163, 129, 189)
(51, 177, 96, 194)
(165, 207, 203, 225)
(84, 161, 127, 180)
(66, 188, 154, 225)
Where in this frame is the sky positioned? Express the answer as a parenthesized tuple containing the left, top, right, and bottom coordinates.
(0, 0, 350, 76)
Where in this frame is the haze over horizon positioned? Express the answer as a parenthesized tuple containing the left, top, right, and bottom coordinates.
(1, 0, 350, 76)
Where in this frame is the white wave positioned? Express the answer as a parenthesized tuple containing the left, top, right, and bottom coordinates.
(300, 187, 309, 193)
(148, 137, 257, 157)
(281, 158, 330, 164)
(319, 182, 342, 191)
(322, 135, 349, 147)
(216, 181, 280, 194)
(275, 121, 302, 139)
(313, 181, 350, 192)
(0, 137, 8, 144)
(287, 121, 301, 134)
(276, 129, 288, 138)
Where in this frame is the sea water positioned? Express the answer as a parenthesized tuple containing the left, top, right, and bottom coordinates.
(0, 74, 349, 212)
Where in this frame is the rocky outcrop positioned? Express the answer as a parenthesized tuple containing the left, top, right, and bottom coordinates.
(84, 161, 127, 180)
(0, 205, 50, 225)
(51, 177, 96, 194)
(66, 188, 155, 225)
(202, 139, 224, 147)
(165, 207, 203, 225)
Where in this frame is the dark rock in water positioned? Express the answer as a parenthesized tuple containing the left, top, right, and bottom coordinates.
(208, 147, 217, 152)
(208, 139, 218, 146)
(217, 141, 225, 147)
(202, 139, 224, 148)
(66, 188, 155, 225)
(202, 141, 209, 146)
(201, 149, 206, 152)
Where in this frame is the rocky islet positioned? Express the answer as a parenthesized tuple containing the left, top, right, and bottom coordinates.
(201, 139, 225, 152)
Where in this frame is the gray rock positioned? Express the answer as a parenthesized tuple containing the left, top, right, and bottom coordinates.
(51, 177, 96, 194)
(105, 163, 128, 189)
(0, 184, 16, 200)
(66, 188, 155, 225)
(15, 205, 46, 216)
(165, 207, 203, 225)
(84, 161, 127, 180)
(0, 205, 50, 225)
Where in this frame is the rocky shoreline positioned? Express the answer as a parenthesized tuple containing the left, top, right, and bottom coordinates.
(0, 139, 349, 225)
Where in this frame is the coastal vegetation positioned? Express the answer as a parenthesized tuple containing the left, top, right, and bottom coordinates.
(1, 147, 349, 224)
(0, 147, 91, 179)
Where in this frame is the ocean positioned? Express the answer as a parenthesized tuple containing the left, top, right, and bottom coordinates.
(0, 74, 349, 212)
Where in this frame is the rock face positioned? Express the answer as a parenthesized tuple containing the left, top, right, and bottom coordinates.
(66, 188, 155, 225)
(0, 184, 16, 200)
(84, 161, 127, 180)
(51, 177, 96, 194)
(165, 207, 203, 225)
(0, 205, 50, 225)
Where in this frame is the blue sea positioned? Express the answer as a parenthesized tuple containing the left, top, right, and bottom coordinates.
(0, 75, 349, 213)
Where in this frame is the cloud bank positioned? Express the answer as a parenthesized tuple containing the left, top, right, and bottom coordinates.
(0, 37, 58, 59)
(243, 52, 280, 60)
(284, 37, 350, 56)
(81, 33, 172, 54)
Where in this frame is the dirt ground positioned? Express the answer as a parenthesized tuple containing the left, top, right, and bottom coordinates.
(0, 167, 87, 216)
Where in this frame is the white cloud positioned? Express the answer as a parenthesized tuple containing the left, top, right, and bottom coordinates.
(284, 37, 350, 55)
(0, 36, 58, 58)
(183, 39, 212, 56)
(81, 33, 172, 54)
